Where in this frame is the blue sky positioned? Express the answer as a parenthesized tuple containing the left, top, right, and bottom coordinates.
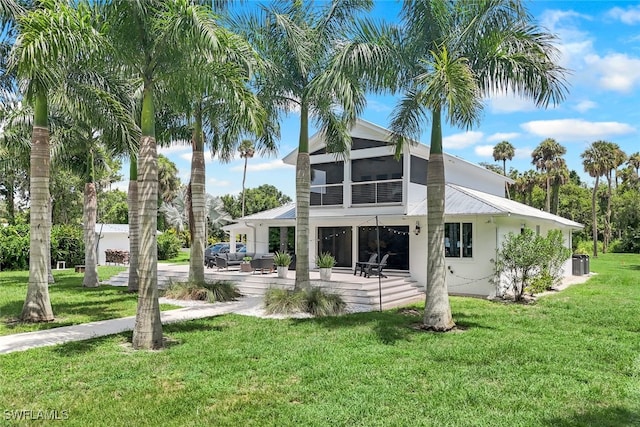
(114, 1, 640, 200)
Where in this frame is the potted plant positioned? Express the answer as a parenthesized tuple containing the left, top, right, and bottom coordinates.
(241, 256, 253, 272)
(316, 252, 336, 281)
(273, 252, 292, 278)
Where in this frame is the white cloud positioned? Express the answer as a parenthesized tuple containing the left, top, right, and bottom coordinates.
(573, 100, 597, 113)
(474, 145, 494, 157)
(158, 142, 190, 155)
(539, 10, 594, 70)
(443, 131, 483, 149)
(521, 119, 635, 141)
(230, 159, 294, 172)
(207, 177, 231, 187)
(584, 53, 640, 93)
(487, 132, 520, 143)
(608, 5, 640, 25)
(488, 93, 537, 113)
(515, 146, 533, 160)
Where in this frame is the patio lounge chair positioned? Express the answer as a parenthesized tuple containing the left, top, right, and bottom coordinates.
(354, 253, 377, 276)
(364, 253, 389, 278)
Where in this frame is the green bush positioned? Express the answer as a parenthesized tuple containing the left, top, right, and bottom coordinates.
(0, 224, 84, 270)
(264, 288, 307, 314)
(51, 225, 84, 266)
(304, 287, 346, 316)
(163, 280, 240, 303)
(495, 228, 571, 301)
(0, 224, 30, 270)
(157, 229, 182, 260)
(574, 239, 602, 255)
(264, 287, 345, 316)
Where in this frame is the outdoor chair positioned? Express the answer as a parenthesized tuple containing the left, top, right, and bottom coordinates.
(354, 253, 377, 276)
(364, 253, 389, 278)
(250, 257, 275, 274)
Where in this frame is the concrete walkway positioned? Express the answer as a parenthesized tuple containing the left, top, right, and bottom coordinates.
(0, 297, 263, 355)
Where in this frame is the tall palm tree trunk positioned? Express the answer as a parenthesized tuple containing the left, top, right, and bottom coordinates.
(294, 102, 310, 290)
(604, 175, 613, 253)
(591, 176, 599, 257)
(127, 159, 139, 292)
(241, 157, 248, 217)
(550, 180, 560, 215)
(545, 176, 551, 212)
(424, 108, 454, 331)
(189, 109, 206, 283)
(132, 83, 163, 350)
(21, 91, 54, 321)
(82, 182, 99, 287)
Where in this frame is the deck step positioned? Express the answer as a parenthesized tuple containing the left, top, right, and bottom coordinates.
(101, 267, 424, 311)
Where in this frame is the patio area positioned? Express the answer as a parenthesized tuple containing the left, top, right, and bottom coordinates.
(102, 264, 424, 312)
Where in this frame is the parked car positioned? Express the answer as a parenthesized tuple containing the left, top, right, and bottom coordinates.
(204, 243, 245, 267)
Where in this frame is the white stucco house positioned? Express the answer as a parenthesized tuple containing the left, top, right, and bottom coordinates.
(224, 119, 583, 297)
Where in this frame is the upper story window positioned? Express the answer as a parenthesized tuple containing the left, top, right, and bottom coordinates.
(310, 162, 344, 206)
(352, 156, 403, 204)
(310, 137, 389, 155)
(410, 156, 428, 185)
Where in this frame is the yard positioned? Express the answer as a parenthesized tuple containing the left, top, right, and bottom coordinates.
(0, 254, 638, 426)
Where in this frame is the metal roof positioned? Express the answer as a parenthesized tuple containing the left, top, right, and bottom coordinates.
(408, 185, 583, 228)
(241, 203, 296, 220)
(233, 185, 583, 229)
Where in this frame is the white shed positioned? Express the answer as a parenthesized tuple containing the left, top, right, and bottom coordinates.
(95, 223, 130, 265)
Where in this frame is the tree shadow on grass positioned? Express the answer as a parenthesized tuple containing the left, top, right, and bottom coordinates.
(163, 319, 227, 334)
(544, 406, 639, 426)
(620, 264, 640, 271)
(290, 309, 414, 345)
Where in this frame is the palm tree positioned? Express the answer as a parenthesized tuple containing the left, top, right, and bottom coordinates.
(104, 0, 251, 349)
(603, 144, 626, 252)
(582, 141, 607, 257)
(493, 140, 515, 176)
(236, 0, 388, 290)
(159, 48, 271, 284)
(629, 152, 640, 175)
(389, 0, 567, 331)
(10, 0, 102, 321)
(548, 158, 569, 215)
(531, 138, 566, 213)
(239, 139, 255, 218)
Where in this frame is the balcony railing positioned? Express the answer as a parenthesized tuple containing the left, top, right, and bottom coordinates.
(310, 184, 343, 206)
(352, 179, 402, 205)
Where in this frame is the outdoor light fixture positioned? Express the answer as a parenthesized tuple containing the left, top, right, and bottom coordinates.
(414, 221, 421, 235)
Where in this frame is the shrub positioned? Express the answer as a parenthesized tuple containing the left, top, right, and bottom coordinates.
(163, 280, 240, 303)
(264, 287, 345, 316)
(575, 239, 602, 255)
(157, 229, 182, 260)
(304, 287, 346, 316)
(0, 224, 30, 270)
(264, 288, 307, 314)
(495, 228, 571, 301)
(51, 225, 85, 267)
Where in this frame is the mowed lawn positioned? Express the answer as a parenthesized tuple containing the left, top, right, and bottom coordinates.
(0, 267, 176, 336)
(1, 254, 639, 426)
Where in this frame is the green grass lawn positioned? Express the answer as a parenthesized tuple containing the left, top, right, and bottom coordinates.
(1, 254, 639, 426)
(162, 249, 191, 265)
(0, 267, 176, 336)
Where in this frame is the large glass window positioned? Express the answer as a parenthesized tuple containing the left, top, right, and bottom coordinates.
(311, 162, 344, 206)
(352, 156, 403, 204)
(445, 222, 473, 258)
(318, 227, 352, 267)
(357, 225, 409, 270)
